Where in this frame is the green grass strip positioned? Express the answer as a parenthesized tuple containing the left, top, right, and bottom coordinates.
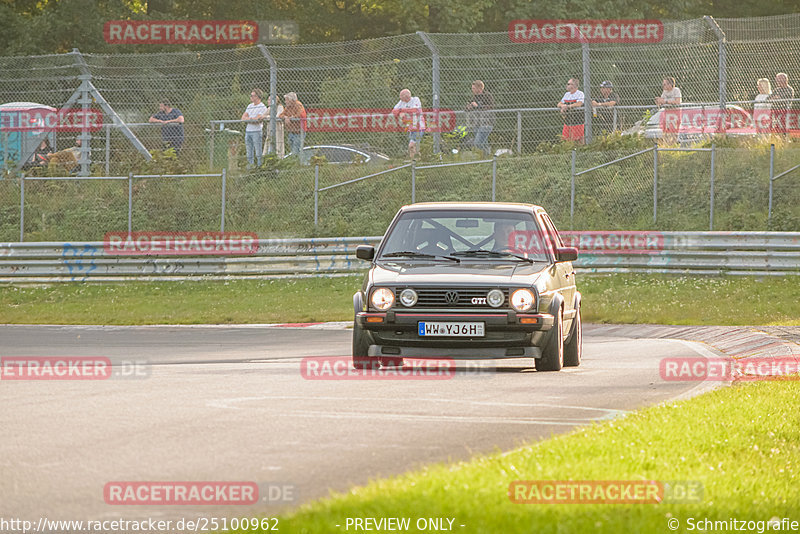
(1, 275, 798, 326)
(273, 380, 800, 533)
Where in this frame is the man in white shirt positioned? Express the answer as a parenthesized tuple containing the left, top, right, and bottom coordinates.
(242, 88, 267, 168)
(392, 89, 425, 159)
(557, 78, 585, 144)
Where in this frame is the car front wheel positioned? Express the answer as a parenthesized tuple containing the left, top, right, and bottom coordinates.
(352, 321, 378, 370)
(536, 308, 563, 372)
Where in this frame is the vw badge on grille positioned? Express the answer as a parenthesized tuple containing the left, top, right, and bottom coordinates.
(444, 291, 459, 304)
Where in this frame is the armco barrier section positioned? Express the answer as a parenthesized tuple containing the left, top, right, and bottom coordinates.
(0, 232, 798, 283)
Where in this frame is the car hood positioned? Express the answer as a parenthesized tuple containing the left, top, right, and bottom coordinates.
(371, 260, 549, 286)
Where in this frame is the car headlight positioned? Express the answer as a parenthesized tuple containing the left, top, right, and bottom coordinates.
(399, 288, 418, 307)
(510, 288, 535, 312)
(487, 289, 505, 308)
(371, 288, 395, 310)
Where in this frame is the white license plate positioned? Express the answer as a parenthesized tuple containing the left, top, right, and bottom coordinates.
(418, 322, 485, 337)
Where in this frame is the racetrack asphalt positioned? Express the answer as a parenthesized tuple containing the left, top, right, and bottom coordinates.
(1, 323, 774, 530)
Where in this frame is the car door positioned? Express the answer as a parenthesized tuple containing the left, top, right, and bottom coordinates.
(539, 213, 576, 331)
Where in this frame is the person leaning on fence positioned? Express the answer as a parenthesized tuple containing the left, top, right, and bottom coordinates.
(754, 78, 772, 134)
(149, 99, 184, 155)
(655, 77, 682, 108)
(242, 88, 268, 168)
(262, 95, 285, 159)
(557, 78, 585, 144)
(768, 72, 795, 136)
(465, 80, 495, 155)
(591, 80, 619, 134)
(393, 88, 426, 160)
(279, 92, 307, 164)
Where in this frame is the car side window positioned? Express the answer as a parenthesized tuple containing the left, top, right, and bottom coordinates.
(542, 215, 565, 248)
(538, 214, 561, 256)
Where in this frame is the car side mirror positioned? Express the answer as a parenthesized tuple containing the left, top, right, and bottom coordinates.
(356, 245, 375, 261)
(555, 247, 578, 262)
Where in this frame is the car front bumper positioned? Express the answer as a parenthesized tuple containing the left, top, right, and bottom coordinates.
(356, 310, 554, 359)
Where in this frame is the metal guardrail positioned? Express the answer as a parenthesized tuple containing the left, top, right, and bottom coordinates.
(0, 232, 798, 282)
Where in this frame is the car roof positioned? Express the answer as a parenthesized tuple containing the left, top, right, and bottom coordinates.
(399, 202, 544, 213)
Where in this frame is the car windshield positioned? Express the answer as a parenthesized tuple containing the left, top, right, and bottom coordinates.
(378, 209, 551, 262)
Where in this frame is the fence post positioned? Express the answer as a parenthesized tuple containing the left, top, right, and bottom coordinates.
(612, 107, 618, 132)
(314, 165, 319, 226)
(653, 146, 658, 224)
(220, 168, 227, 232)
(704, 16, 727, 112)
(581, 40, 593, 144)
(71, 49, 94, 177)
(209, 121, 215, 169)
(491, 155, 497, 202)
(411, 162, 416, 203)
(19, 174, 25, 242)
(516, 111, 522, 155)
(105, 124, 111, 175)
(128, 172, 133, 236)
(768, 143, 775, 224)
(417, 31, 441, 154)
(709, 143, 716, 231)
(570, 149, 576, 229)
(258, 45, 278, 156)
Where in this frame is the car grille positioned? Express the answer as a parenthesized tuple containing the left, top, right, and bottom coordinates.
(403, 287, 508, 308)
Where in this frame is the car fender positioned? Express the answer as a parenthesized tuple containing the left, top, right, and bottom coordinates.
(353, 291, 365, 315)
(546, 292, 564, 342)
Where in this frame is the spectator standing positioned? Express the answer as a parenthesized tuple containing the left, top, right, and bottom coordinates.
(465, 80, 495, 155)
(262, 96, 285, 159)
(279, 92, 307, 164)
(149, 99, 185, 154)
(655, 77, 682, 107)
(591, 80, 619, 133)
(768, 72, 795, 136)
(392, 89, 426, 159)
(754, 78, 772, 134)
(242, 88, 267, 168)
(557, 78, 585, 144)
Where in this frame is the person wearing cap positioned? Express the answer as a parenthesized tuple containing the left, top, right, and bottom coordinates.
(591, 81, 619, 133)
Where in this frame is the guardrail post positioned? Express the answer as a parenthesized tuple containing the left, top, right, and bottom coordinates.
(411, 162, 416, 203)
(209, 120, 215, 169)
(653, 146, 658, 224)
(128, 172, 133, 235)
(314, 164, 319, 226)
(516, 111, 522, 155)
(220, 168, 227, 232)
(570, 149, 576, 229)
(710, 143, 716, 231)
(768, 143, 775, 224)
(19, 173, 25, 242)
(491, 155, 497, 201)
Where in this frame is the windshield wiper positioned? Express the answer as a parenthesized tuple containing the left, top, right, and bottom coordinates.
(381, 251, 460, 263)
(451, 249, 534, 263)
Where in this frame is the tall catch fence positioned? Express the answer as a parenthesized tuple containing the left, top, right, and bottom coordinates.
(1, 14, 800, 173)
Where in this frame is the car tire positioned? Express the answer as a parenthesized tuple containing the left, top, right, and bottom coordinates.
(536, 308, 563, 372)
(563, 305, 582, 367)
(352, 321, 378, 370)
(379, 357, 404, 368)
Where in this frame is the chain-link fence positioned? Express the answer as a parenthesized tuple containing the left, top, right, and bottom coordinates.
(4, 144, 798, 242)
(1, 14, 800, 173)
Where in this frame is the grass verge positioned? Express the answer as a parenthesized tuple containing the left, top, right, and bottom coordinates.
(271, 379, 800, 533)
(0, 274, 798, 326)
